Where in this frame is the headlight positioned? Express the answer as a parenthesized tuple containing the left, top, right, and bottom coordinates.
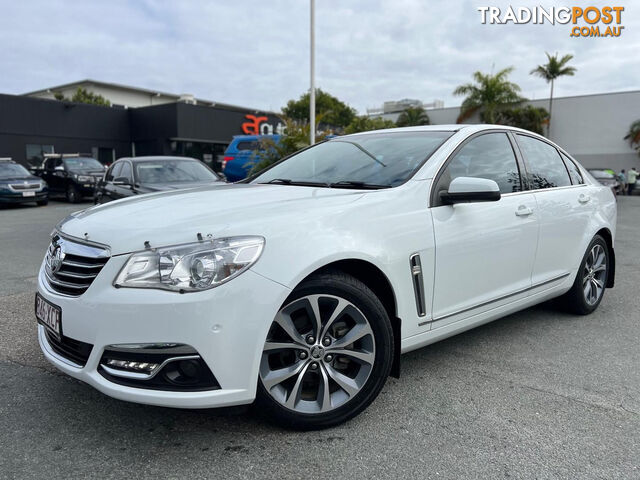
(76, 175, 93, 182)
(114, 236, 265, 292)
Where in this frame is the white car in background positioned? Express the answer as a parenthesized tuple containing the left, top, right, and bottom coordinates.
(35, 125, 616, 429)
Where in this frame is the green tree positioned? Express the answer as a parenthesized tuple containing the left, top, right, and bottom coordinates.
(453, 67, 524, 123)
(396, 106, 430, 127)
(530, 53, 576, 137)
(344, 116, 396, 134)
(54, 87, 111, 106)
(496, 105, 549, 135)
(624, 119, 640, 156)
(282, 89, 356, 129)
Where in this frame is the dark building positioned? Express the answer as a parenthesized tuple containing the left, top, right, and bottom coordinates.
(0, 93, 282, 172)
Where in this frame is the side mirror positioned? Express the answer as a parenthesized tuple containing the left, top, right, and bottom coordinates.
(440, 176, 501, 204)
(113, 176, 131, 186)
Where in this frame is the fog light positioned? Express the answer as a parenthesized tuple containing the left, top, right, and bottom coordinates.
(105, 358, 159, 374)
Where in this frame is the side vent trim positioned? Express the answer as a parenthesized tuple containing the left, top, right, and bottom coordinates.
(409, 253, 426, 317)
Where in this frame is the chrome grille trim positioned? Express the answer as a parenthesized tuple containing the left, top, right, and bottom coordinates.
(9, 182, 41, 191)
(44, 233, 110, 296)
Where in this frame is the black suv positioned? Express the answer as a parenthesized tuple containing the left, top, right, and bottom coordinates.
(33, 154, 106, 203)
(0, 158, 48, 206)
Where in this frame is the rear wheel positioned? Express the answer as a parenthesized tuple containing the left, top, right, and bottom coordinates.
(560, 235, 609, 315)
(257, 271, 393, 429)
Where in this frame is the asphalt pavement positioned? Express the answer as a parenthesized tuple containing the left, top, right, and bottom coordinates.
(0, 198, 638, 479)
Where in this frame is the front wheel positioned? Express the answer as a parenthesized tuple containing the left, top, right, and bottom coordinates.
(560, 235, 609, 315)
(66, 185, 80, 203)
(257, 270, 394, 429)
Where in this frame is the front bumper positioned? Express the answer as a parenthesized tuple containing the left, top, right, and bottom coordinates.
(36, 255, 291, 408)
(0, 191, 48, 203)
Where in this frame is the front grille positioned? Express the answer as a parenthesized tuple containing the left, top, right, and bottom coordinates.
(45, 328, 93, 367)
(10, 182, 40, 190)
(44, 234, 110, 296)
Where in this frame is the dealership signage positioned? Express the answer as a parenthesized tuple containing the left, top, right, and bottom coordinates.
(241, 114, 286, 135)
(477, 5, 625, 37)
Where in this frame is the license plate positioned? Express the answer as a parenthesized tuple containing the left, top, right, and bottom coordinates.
(22, 191, 36, 197)
(35, 293, 62, 337)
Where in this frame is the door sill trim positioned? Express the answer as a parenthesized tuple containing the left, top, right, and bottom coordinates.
(424, 272, 571, 325)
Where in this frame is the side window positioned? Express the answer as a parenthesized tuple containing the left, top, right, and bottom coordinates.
(119, 162, 132, 181)
(560, 152, 584, 185)
(437, 133, 522, 197)
(516, 135, 571, 189)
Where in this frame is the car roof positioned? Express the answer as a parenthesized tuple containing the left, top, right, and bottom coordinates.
(341, 124, 543, 138)
(115, 156, 201, 163)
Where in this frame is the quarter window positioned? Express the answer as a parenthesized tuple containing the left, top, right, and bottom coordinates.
(119, 162, 132, 182)
(516, 135, 571, 189)
(438, 133, 522, 197)
(560, 152, 584, 185)
(109, 162, 123, 181)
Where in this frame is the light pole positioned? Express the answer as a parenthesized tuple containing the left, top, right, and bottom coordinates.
(310, 0, 315, 144)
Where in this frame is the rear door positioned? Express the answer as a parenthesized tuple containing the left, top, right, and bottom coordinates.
(514, 134, 591, 285)
(430, 131, 539, 327)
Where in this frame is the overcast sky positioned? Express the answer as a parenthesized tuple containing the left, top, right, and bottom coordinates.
(0, 0, 637, 113)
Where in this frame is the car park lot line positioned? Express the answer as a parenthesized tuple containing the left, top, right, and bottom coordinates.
(0, 198, 638, 479)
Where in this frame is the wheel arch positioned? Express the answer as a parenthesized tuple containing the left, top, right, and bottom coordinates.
(595, 227, 615, 288)
(301, 258, 402, 379)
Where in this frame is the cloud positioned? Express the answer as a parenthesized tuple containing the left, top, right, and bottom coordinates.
(0, 0, 637, 113)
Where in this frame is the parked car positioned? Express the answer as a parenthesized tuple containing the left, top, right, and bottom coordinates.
(35, 125, 616, 429)
(0, 158, 48, 206)
(94, 156, 225, 204)
(32, 154, 106, 203)
(222, 135, 281, 182)
(587, 168, 621, 194)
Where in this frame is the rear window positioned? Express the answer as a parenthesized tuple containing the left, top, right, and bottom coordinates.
(236, 141, 261, 151)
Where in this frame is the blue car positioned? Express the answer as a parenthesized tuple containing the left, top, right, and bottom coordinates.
(0, 159, 48, 206)
(222, 135, 281, 182)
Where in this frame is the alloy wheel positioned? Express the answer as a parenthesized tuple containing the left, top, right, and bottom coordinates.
(583, 244, 607, 306)
(260, 294, 376, 414)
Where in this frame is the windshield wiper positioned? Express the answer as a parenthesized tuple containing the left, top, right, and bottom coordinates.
(260, 178, 330, 187)
(329, 180, 392, 190)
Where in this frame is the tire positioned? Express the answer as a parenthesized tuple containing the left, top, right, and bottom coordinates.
(36, 199, 48, 206)
(256, 270, 394, 429)
(559, 235, 609, 315)
(66, 185, 79, 203)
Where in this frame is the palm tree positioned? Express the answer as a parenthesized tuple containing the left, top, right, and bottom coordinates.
(530, 53, 577, 137)
(624, 119, 640, 156)
(396, 107, 430, 127)
(453, 67, 524, 123)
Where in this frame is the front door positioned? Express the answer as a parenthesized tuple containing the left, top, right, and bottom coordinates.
(430, 132, 539, 327)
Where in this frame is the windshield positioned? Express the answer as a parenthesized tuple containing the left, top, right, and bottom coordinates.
(251, 132, 452, 187)
(135, 160, 218, 184)
(0, 163, 31, 179)
(64, 157, 104, 170)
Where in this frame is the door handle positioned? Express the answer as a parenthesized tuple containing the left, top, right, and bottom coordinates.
(578, 193, 591, 204)
(515, 205, 533, 217)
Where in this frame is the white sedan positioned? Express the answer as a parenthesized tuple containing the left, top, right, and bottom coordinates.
(35, 125, 616, 429)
